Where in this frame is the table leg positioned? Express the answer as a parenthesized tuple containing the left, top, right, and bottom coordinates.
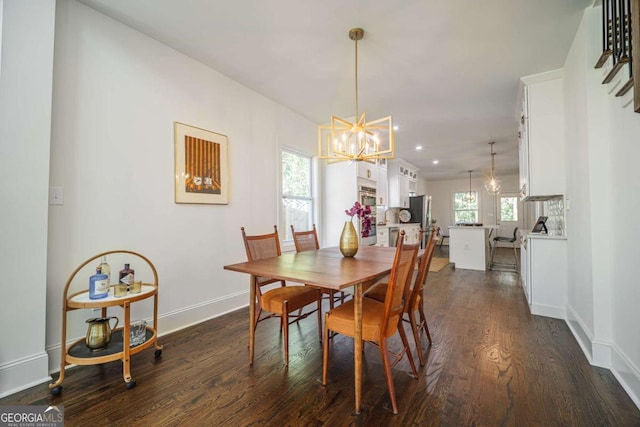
(123, 301, 132, 384)
(354, 282, 363, 414)
(249, 275, 256, 365)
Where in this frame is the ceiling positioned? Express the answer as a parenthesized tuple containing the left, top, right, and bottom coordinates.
(76, 0, 591, 180)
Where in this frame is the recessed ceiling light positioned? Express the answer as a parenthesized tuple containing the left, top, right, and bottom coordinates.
(415, 145, 423, 150)
(393, 125, 399, 131)
(433, 160, 439, 165)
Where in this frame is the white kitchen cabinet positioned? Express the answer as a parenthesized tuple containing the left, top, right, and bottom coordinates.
(402, 224, 421, 245)
(519, 69, 565, 200)
(376, 227, 389, 246)
(523, 235, 567, 319)
(376, 223, 421, 247)
(520, 237, 530, 304)
(388, 159, 417, 208)
(377, 160, 388, 207)
(357, 161, 377, 182)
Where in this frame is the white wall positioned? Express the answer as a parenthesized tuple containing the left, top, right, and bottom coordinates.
(39, 0, 316, 385)
(426, 173, 522, 236)
(0, 0, 56, 397)
(563, 5, 640, 408)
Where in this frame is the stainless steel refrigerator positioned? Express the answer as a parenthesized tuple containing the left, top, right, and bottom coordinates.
(409, 195, 432, 248)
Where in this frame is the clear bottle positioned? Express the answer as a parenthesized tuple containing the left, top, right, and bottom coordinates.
(89, 266, 109, 299)
(98, 256, 111, 284)
(119, 263, 135, 291)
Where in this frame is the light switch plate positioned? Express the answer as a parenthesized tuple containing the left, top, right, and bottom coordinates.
(49, 186, 64, 205)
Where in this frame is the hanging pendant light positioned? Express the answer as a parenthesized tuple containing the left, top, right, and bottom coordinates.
(484, 141, 502, 195)
(317, 28, 395, 163)
(466, 170, 476, 203)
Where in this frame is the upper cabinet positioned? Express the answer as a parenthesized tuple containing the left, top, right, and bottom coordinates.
(388, 159, 418, 208)
(356, 161, 377, 182)
(376, 159, 388, 206)
(519, 69, 565, 201)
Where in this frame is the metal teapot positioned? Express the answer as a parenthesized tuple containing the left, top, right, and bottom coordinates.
(85, 316, 119, 352)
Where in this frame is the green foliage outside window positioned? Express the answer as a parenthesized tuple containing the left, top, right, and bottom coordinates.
(454, 192, 478, 223)
(282, 150, 313, 241)
(500, 196, 518, 221)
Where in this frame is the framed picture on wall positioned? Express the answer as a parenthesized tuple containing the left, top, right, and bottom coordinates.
(174, 122, 229, 204)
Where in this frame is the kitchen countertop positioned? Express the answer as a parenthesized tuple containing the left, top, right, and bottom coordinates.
(448, 225, 497, 229)
(377, 222, 421, 227)
(523, 232, 567, 240)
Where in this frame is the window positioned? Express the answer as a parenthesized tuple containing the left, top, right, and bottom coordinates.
(499, 196, 518, 222)
(454, 192, 478, 223)
(281, 149, 313, 242)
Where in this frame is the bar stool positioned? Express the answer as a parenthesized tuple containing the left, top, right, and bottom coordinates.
(489, 227, 519, 271)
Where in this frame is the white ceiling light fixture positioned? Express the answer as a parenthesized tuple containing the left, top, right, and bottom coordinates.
(466, 170, 476, 203)
(484, 141, 502, 195)
(317, 28, 394, 163)
(415, 145, 423, 151)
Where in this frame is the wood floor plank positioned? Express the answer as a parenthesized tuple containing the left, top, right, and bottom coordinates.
(2, 248, 639, 426)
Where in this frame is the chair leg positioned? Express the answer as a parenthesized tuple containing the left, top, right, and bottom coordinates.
(418, 302, 432, 345)
(328, 290, 335, 310)
(490, 240, 497, 268)
(407, 310, 425, 366)
(283, 301, 289, 366)
(398, 322, 418, 379)
(322, 314, 330, 386)
(379, 337, 399, 414)
(512, 243, 519, 269)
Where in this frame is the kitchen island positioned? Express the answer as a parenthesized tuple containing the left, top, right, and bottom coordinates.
(449, 225, 496, 271)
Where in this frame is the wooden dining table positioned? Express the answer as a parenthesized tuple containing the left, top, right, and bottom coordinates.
(223, 245, 398, 414)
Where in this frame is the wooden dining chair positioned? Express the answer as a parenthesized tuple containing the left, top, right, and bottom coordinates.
(291, 224, 348, 309)
(322, 232, 419, 414)
(241, 226, 322, 366)
(364, 230, 437, 365)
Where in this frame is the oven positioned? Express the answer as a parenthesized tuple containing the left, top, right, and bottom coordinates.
(359, 185, 377, 245)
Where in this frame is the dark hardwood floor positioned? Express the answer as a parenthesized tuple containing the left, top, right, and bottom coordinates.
(3, 247, 639, 426)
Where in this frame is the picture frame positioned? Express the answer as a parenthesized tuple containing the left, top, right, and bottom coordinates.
(174, 122, 229, 204)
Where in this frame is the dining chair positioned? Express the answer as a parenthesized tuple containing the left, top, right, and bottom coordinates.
(241, 226, 322, 366)
(489, 226, 519, 272)
(364, 230, 437, 365)
(437, 226, 449, 248)
(322, 231, 419, 414)
(291, 224, 348, 309)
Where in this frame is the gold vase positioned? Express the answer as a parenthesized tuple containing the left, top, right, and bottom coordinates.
(339, 220, 359, 257)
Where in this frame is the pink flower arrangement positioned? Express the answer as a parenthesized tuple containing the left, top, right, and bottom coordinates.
(345, 201, 373, 237)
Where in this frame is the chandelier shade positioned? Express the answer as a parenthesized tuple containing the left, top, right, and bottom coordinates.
(317, 28, 395, 163)
(484, 142, 502, 195)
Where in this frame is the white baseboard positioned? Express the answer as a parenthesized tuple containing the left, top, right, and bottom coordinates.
(565, 304, 639, 410)
(0, 352, 50, 398)
(46, 291, 248, 376)
(530, 303, 566, 320)
(610, 344, 640, 410)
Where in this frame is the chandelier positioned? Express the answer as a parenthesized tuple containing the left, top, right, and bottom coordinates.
(318, 28, 395, 163)
(484, 141, 502, 195)
(466, 170, 477, 203)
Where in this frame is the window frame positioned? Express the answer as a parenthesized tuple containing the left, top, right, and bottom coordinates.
(498, 195, 519, 222)
(280, 147, 314, 246)
(453, 191, 479, 224)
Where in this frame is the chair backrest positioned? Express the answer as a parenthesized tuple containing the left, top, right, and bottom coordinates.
(512, 227, 519, 240)
(381, 231, 419, 338)
(291, 224, 319, 252)
(408, 231, 437, 311)
(241, 226, 282, 287)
